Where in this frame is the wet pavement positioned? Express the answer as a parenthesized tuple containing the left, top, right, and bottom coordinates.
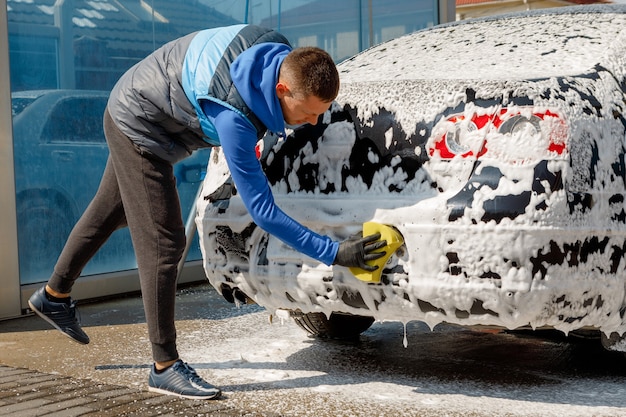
(0, 284, 278, 416)
(2, 282, 626, 416)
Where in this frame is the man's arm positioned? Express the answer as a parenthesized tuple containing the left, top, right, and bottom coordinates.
(212, 107, 340, 265)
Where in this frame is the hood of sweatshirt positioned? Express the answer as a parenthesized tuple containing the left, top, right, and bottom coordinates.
(230, 42, 291, 135)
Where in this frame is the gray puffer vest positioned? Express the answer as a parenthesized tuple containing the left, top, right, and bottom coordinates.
(107, 25, 290, 163)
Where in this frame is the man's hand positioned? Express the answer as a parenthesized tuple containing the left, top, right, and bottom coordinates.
(333, 232, 387, 271)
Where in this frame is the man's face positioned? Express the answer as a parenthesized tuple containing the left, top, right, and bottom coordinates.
(276, 81, 331, 126)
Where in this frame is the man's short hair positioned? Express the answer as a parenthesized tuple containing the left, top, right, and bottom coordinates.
(281, 47, 339, 102)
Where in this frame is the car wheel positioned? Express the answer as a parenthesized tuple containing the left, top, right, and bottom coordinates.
(291, 311, 375, 340)
(17, 194, 74, 282)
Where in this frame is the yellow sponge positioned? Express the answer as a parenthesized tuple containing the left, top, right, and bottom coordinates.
(349, 222, 404, 283)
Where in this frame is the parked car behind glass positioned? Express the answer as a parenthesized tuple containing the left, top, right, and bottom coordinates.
(197, 5, 626, 349)
(12, 90, 209, 284)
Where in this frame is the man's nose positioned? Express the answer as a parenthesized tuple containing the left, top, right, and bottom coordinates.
(306, 114, 319, 125)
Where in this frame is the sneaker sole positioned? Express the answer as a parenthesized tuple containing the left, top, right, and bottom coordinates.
(148, 386, 222, 400)
(28, 300, 89, 345)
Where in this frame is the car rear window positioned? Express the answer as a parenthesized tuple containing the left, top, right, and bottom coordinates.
(339, 11, 626, 81)
(11, 97, 37, 117)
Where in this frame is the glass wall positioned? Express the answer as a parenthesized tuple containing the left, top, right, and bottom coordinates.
(218, 0, 438, 62)
(7, 0, 439, 287)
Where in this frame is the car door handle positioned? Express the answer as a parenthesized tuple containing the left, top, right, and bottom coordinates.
(51, 150, 74, 161)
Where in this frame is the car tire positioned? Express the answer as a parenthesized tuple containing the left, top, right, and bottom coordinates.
(291, 311, 375, 340)
(17, 194, 74, 282)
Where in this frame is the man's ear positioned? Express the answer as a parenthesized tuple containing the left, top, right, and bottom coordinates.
(276, 81, 289, 99)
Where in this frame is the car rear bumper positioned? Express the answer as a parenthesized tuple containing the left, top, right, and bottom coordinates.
(198, 193, 626, 335)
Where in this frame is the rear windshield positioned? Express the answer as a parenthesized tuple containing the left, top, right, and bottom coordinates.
(11, 97, 37, 117)
(339, 11, 626, 81)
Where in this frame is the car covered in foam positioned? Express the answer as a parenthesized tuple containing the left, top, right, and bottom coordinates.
(197, 5, 626, 347)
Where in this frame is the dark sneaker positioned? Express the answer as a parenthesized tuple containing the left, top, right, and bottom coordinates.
(148, 360, 221, 400)
(28, 286, 90, 345)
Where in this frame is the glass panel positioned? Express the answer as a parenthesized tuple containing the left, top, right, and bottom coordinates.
(212, 0, 437, 61)
(9, 35, 58, 90)
(8, 0, 438, 285)
(367, 0, 437, 47)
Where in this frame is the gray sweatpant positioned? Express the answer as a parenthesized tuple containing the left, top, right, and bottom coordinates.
(48, 109, 185, 362)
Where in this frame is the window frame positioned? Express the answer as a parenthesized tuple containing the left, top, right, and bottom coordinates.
(0, 0, 21, 318)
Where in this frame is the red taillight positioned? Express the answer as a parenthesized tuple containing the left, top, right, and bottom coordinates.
(428, 107, 568, 163)
(538, 110, 568, 156)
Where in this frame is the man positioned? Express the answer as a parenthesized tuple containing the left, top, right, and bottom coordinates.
(28, 24, 385, 400)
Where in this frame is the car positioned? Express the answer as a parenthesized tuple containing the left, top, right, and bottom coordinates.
(12, 89, 210, 284)
(196, 5, 626, 349)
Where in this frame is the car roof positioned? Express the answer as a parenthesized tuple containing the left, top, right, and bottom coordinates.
(338, 4, 626, 82)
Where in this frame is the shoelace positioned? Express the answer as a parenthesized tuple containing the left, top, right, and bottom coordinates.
(48, 300, 80, 326)
(176, 362, 205, 384)
(67, 301, 82, 323)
